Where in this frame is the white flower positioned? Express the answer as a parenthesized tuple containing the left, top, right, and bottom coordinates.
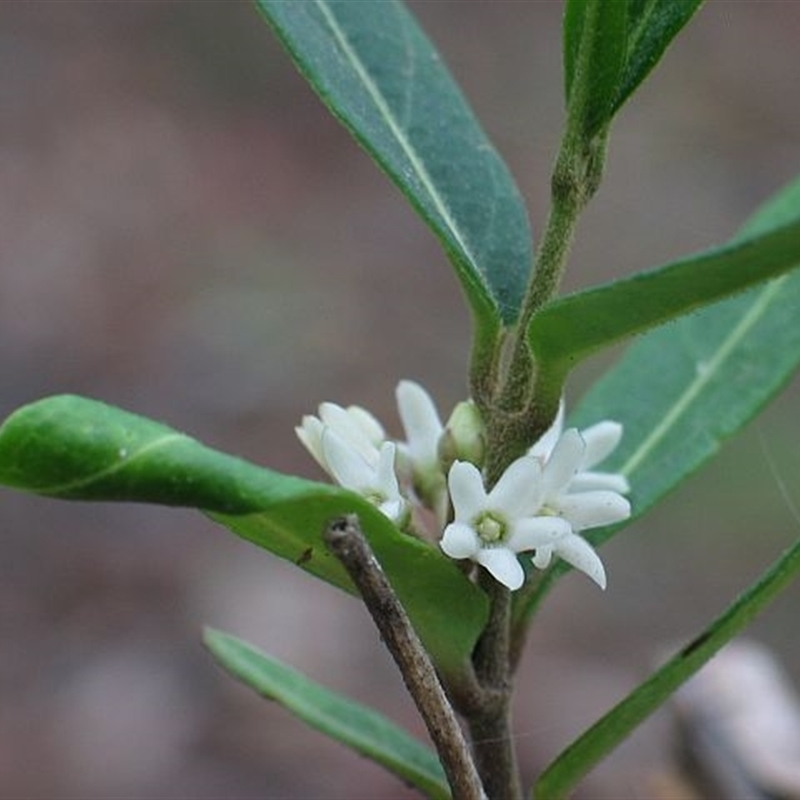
(395, 380, 449, 522)
(529, 427, 631, 587)
(396, 380, 444, 472)
(296, 402, 385, 475)
(569, 420, 629, 493)
(321, 429, 407, 523)
(530, 404, 630, 495)
(440, 419, 631, 591)
(440, 458, 573, 591)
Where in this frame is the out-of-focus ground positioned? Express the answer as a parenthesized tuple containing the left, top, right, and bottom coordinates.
(1, 3, 800, 798)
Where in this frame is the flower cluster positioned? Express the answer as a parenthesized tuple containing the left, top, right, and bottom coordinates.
(296, 381, 630, 591)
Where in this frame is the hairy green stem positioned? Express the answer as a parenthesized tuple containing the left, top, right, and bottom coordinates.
(480, 127, 611, 488)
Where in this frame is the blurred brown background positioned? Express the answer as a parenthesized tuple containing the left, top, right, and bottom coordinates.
(1, 2, 800, 798)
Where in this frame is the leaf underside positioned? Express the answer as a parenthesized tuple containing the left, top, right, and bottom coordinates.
(204, 628, 450, 800)
(523, 177, 800, 797)
(515, 175, 800, 625)
(0, 395, 488, 678)
(255, 0, 532, 330)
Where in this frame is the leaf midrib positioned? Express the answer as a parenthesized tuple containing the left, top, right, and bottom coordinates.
(621, 278, 783, 478)
(314, 0, 478, 270)
(31, 433, 188, 495)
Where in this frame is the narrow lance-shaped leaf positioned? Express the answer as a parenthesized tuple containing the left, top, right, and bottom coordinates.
(612, 0, 704, 116)
(514, 174, 800, 630)
(254, 0, 533, 334)
(533, 530, 800, 799)
(0, 395, 488, 679)
(204, 629, 450, 800)
(528, 214, 800, 378)
(563, 0, 628, 139)
(564, 0, 704, 134)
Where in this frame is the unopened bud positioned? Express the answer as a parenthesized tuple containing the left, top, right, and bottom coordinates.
(438, 400, 486, 470)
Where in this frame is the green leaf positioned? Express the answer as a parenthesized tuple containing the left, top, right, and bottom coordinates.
(563, 1, 704, 135)
(563, 0, 628, 138)
(514, 175, 800, 630)
(204, 628, 450, 800)
(0, 395, 488, 678)
(576, 174, 800, 527)
(613, 0, 704, 115)
(528, 209, 800, 381)
(526, 178, 800, 799)
(254, 0, 532, 333)
(533, 532, 800, 800)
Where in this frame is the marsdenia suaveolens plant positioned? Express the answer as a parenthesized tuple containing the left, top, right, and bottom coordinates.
(298, 382, 630, 592)
(4, 1, 800, 797)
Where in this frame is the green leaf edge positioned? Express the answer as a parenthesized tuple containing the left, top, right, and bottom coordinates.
(253, 0, 532, 333)
(204, 628, 450, 800)
(563, 0, 628, 138)
(0, 394, 489, 678)
(564, 0, 704, 135)
(528, 215, 800, 378)
(612, 0, 705, 116)
(532, 531, 800, 799)
(514, 173, 800, 632)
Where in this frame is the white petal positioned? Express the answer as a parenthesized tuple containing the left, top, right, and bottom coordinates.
(488, 456, 543, 518)
(580, 421, 623, 470)
(541, 428, 585, 497)
(319, 403, 381, 465)
(531, 545, 554, 570)
(396, 380, 443, 465)
(440, 522, 481, 559)
(376, 442, 401, 497)
(476, 547, 525, 591)
(347, 405, 386, 445)
(321, 429, 375, 492)
(554, 491, 631, 531)
(569, 471, 630, 494)
(448, 460, 487, 521)
(554, 534, 607, 589)
(507, 516, 571, 552)
(528, 400, 564, 460)
(295, 416, 326, 468)
(379, 498, 406, 523)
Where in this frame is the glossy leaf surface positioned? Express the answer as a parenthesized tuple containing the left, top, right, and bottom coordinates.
(522, 175, 800, 797)
(205, 628, 449, 800)
(0, 395, 488, 677)
(533, 531, 800, 799)
(575, 175, 800, 527)
(563, 0, 703, 133)
(515, 176, 800, 625)
(529, 214, 800, 378)
(563, 0, 628, 138)
(255, 0, 533, 330)
(613, 0, 704, 115)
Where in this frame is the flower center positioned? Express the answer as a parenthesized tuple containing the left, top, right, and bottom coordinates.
(363, 489, 386, 507)
(475, 511, 506, 544)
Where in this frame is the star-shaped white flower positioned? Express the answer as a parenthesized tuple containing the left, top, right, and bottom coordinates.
(530, 427, 630, 587)
(530, 403, 630, 495)
(296, 402, 385, 475)
(321, 429, 407, 523)
(440, 457, 573, 591)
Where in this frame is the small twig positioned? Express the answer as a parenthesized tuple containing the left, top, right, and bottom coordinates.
(324, 515, 486, 800)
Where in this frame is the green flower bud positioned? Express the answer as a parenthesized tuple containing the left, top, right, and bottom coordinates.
(438, 400, 486, 470)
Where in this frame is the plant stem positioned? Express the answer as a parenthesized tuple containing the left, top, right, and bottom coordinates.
(480, 127, 611, 487)
(324, 515, 486, 800)
(466, 573, 522, 800)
